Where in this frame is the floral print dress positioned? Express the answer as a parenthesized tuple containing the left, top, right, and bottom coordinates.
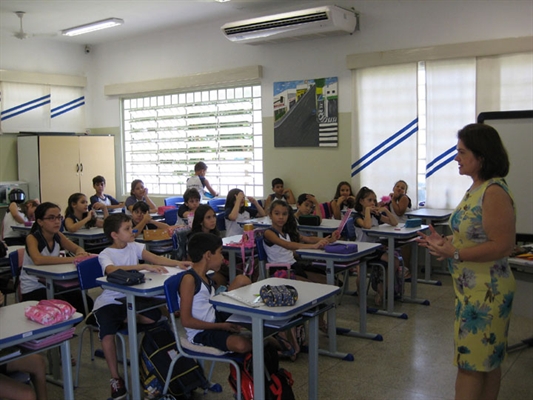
(449, 178, 515, 372)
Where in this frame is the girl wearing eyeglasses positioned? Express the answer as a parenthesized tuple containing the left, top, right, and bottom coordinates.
(19, 202, 93, 315)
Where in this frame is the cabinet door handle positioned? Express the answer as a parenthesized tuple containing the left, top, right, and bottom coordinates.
(80, 163, 83, 173)
(76, 163, 80, 173)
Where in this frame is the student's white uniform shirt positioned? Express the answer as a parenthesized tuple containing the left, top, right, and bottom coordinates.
(93, 242, 145, 311)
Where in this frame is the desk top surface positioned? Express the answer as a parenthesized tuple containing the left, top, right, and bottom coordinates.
(23, 263, 77, 278)
(62, 227, 106, 238)
(363, 224, 429, 238)
(296, 241, 381, 260)
(210, 277, 339, 319)
(405, 208, 453, 219)
(97, 268, 185, 295)
(240, 216, 340, 231)
(0, 301, 83, 347)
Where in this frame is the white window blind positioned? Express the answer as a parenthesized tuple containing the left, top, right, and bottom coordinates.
(352, 64, 418, 204)
(425, 58, 476, 209)
(123, 85, 263, 197)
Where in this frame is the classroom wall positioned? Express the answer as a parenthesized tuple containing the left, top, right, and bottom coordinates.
(1, 1, 532, 203)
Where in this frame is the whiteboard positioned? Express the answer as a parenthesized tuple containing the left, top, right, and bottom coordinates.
(478, 111, 533, 237)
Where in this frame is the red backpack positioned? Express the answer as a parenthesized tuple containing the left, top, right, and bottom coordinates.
(228, 344, 295, 400)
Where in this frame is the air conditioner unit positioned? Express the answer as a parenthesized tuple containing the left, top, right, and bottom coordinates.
(221, 5, 358, 45)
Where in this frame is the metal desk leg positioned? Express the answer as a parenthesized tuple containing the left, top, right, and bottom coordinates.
(417, 219, 442, 285)
(44, 278, 63, 383)
(251, 317, 265, 400)
(126, 294, 140, 400)
(401, 241, 430, 306)
(336, 260, 383, 341)
(60, 340, 75, 400)
(308, 314, 319, 400)
(228, 252, 236, 283)
(373, 238, 408, 319)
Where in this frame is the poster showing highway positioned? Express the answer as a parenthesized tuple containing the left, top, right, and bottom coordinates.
(273, 77, 338, 147)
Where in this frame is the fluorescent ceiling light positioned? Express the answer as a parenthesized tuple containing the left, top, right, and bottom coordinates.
(61, 18, 124, 37)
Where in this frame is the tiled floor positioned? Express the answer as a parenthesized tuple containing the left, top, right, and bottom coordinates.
(24, 273, 533, 400)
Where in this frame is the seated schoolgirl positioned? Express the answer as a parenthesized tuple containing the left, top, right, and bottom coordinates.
(224, 188, 265, 237)
(384, 180, 412, 223)
(131, 201, 169, 239)
(263, 200, 339, 284)
(124, 179, 157, 214)
(20, 202, 93, 315)
(64, 193, 108, 232)
(2, 199, 39, 246)
(353, 186, 400, 306)
(330, 181, 356, 220)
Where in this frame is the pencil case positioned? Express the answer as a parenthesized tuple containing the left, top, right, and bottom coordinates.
(405, 218, 422, 228)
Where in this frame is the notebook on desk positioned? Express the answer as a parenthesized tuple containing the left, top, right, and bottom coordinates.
(221, 291, 262, 308)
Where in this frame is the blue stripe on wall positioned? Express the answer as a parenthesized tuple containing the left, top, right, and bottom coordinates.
(351, 118, 418, 177)
(0, 94, 50, 115)
(426, 146, 457, 178)
(51, 96, 85, 113)
(51, 100, 85, 118)
(1, 100, 51, 121)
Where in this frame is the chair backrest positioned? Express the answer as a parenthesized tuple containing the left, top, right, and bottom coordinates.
(216, 212, 226, 232)
(207, 198, 225, 209)
(164, 208, 179, 226)
(254, 234, 267, 262)
(164, 196, 184, 207)
(342, 217, 356, 240)
(9, 248, 24, 278)
(76, 257, 104, 291)
(164, 273, 183, 314)
(320, 202, 333, 219)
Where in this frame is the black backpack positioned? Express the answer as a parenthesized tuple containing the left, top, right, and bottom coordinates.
(139, 322, 209, 400)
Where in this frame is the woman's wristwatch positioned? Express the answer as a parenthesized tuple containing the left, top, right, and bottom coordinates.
(453, 248, 462, 262)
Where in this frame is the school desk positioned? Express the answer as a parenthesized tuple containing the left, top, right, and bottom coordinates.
(239, 216, 341, 237)
(405, 208, 453, 285)
(96, 271, 178, 400)
(362, 224, 430, 319)
(23, 262, 80, 382)
(210, 277, 339, 400)
(296, 241, 383, 341)
(61, 227, 108, 249)
(222, 234, 258, 282)
(0, 301, 83, 400)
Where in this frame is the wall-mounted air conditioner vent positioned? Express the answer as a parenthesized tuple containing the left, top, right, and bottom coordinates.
(222, 5, 358, 45)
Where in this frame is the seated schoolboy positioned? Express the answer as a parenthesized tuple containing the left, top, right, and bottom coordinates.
(178, 188, 201, 219)
(179, 232, 252, 353)
(0, 291, 49, 400)
(90, 175, 124, 211)
(186, 161, 218, 199)
(263, 178, 296, 211)
(92, 213, 191, 399)
(131, 201, 169, 239)
(294, 193, 322, 224)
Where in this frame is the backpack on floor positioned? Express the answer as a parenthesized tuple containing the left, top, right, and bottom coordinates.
(139, 322, 209, 400)
(228, 343, 295, 400)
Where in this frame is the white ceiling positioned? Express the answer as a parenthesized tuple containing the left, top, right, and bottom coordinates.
(0, 0, 329, 45)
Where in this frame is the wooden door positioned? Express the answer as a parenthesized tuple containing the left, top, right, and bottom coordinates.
(78, 136, 117, 198)
(39, 136, 80, 209)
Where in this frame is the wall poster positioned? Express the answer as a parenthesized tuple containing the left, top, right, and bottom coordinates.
(273, 77, 338, 147)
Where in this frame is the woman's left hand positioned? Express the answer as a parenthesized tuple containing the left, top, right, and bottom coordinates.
(416, 225, 453, 260)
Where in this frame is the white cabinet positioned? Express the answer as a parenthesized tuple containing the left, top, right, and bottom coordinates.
(18, 134, 116, 209)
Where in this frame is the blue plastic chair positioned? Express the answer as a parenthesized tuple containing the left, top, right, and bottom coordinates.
(208, 198, 225, 211)
(164, 196, 184, 207)
(163, 273, 243, 397)
(216, 212, 226, 233)
(75, 257, 129, 388)
(164, 208, 179, 226)
(9, 248, 24, 303)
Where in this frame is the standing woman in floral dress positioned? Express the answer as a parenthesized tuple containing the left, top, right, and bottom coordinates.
(417, 123, 515, 400)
